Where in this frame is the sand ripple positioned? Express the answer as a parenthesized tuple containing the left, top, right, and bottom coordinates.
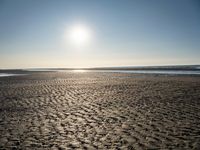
(0, 72, 200, 149)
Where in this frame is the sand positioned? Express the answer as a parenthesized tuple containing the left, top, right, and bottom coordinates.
(0, 72, 200, 149)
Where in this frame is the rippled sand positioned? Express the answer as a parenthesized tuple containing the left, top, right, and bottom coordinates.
(0, 72, 200, 149)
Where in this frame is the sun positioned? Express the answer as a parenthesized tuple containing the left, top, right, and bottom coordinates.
(67, 24, 92, 47)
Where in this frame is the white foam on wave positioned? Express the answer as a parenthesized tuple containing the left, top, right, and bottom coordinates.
(0, 73, 26, 77)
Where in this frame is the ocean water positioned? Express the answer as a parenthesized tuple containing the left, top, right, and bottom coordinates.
(68, 69, 200, 75)
(26, 68, 200, 75)
(0, 73, 25, 77)
(1, 66, 200, 76)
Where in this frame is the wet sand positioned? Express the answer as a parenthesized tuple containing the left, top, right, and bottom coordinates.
(0, 72, 200, 149)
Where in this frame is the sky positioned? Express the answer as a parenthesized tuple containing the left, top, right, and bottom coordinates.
(0, 0, 200, 68)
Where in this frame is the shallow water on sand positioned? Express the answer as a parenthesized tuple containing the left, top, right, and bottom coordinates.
(0, 73, 25, 77)
(55, 69, 200, 75)
(70, 70, 200, 75)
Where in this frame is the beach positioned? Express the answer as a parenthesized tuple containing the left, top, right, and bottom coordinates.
(0, 71, 200, 149)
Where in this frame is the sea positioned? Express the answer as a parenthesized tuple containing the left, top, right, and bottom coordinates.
(0, 65, 200, 77)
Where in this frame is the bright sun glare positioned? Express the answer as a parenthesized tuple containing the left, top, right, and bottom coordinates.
(67, 24, 92, 47)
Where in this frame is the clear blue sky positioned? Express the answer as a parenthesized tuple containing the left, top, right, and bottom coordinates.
(0, 0, 200, 68)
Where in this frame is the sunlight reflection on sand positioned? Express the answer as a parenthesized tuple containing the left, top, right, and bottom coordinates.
(73, 69, 87, 73)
